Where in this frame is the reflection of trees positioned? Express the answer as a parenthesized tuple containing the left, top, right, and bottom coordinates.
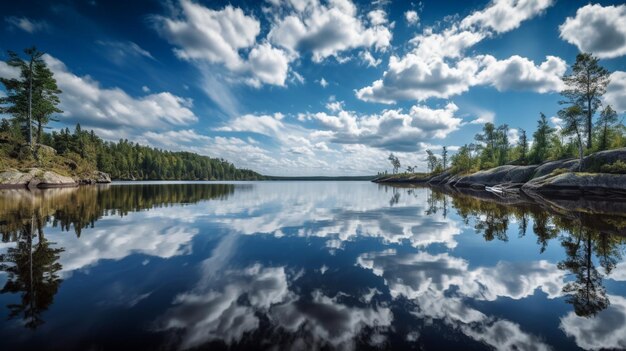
(0, 212, 63, 329)
(385, 184, 626, 318)
(558, 222, 610, 317)
(0, 183, 237, 237)
(0, 183, 239, 329)
(388, 188, 400, 207)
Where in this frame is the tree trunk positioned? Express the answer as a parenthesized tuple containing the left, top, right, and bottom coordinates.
(36, 120, 42, 144)
(28, 57, 33, 148)
(587, 96, 592, 150)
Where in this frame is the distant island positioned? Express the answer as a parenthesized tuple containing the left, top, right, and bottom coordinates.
(0, 47, 264, 188)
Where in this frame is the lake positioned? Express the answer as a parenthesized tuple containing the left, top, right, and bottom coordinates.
(0, 181, 625, 350)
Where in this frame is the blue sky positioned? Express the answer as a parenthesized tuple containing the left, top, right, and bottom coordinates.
(1, 0, 625, 176)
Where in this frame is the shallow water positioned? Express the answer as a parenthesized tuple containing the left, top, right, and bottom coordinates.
(0, 181, 625, 350)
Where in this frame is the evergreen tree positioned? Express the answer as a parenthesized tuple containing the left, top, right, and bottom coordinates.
(517, 129, 528, 163)
(559, 105, 586, 171)
(530, 113, 554, 163)
(596, 105, 618, 151)
(561, 53, 610, 150)
(0, 47, 61, 146)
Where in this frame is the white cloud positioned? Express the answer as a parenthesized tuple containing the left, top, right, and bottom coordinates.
(367, 9, 387, 26)
(154, 2, 259, 68)
(153, 1, 291, 87)
(356, 56, 481, 103)
(605, 71, 626, 113)
(5, 16, 48, 33)
(0, 61, 20, 80)
(476, 55, 567, 93)
(142, 85, 150, 92)
(246, 42, 291, 87)
(404, 10, 419, 26)
(560, 4, 626, 59)
(319, 77, 329, 88)
(356, 0, 559, 103)
(461, 0, 553, 34)
(359, 51, 382, 67)
(43, 54, 198, 130)
(268, 0, 392, 62)
(208, 101, 463, 174)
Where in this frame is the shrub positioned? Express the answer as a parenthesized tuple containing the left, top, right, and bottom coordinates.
(601, 160, 626, 174)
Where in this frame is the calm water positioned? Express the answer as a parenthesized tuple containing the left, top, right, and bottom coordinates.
(0, 181, 625, 351)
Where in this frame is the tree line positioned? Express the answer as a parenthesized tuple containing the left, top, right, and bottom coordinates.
(0, 47, 263, 180)
(386, 53, 624, 175)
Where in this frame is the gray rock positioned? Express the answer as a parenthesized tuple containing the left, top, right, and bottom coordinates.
(0, 168, 76, 188)
(0, 169, 34, 187)
(522, 172, 626, 198)
(581, 147, 626, 172)
(427, 170, 452, 184)
(455, 165, 537, 188)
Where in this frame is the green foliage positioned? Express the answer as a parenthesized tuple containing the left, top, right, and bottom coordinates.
(550, 168, 570, 177)
(53, 125, 264, 180)
(0, 47, 62, 146)
(450, 144, 479, 174)
(595, 105, 619, 152)
(473, 123, 511, 169)
(601, 160, 626, 174)
(529, 113, 554, 164)
(561, 53, 611, 150)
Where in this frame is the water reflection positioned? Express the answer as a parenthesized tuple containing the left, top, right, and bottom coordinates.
(0, 182, 624, 350)
(0, 213, 63, 329)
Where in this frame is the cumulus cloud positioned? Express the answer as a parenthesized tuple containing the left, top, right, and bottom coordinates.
(476, 55, 567, 93)
(404, 10, 419, 26)
(43, 55, 198, 130)
(153, 0, 291, 87)
(356, 56, 482, 103)
(5, 16, 48, 33)
(209, 101, 463, 174)
(268, 0, 392, 63)
(356, 0, 559, 103)
(559, 4, 626, 59)
(605, 71, 626, 113)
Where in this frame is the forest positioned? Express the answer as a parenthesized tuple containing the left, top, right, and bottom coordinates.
(0, 47, 264, 181)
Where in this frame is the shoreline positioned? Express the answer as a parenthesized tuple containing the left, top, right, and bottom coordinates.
(373, 148, 626, 201)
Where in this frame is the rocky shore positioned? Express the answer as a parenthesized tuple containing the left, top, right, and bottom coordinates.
(374, 148, 626, 199)
(0, 168, 111, 189)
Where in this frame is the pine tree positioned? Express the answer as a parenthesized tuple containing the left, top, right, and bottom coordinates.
(561, 53, 610, 150)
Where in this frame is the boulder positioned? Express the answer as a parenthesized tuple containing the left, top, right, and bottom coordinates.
(0, 169, 34, 187)
(78, 171, 112, 184)
(0, 168, 76, 188)
(522, 172, 626, 198)
(532, 159, 575, 178)
(581, 147, 626, 172)
(454, 165, 537, 188)
(427, 170, 452, 184)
